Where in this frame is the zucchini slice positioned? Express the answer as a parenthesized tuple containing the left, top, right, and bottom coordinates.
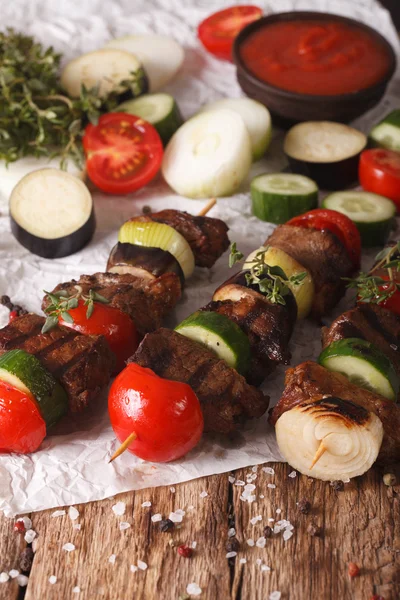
(175, 310, 251, 374)
(251, 173, 318, 224)
(322, 191, 395, 247)
(118, 220, 195, 279)
(116, 93, 183, 145)
(318, 338, 399, 401)
(369, 110, 400, 151)
(0, 349, 68, 428)
(284, 121, 367, 190)
(10, 168, 95, 259)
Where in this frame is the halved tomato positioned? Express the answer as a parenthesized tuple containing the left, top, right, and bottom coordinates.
(359, 148, 400, 208)
(198, 5, 262, 61)
(83, 113, 163, 195)
(287, 208, 361, 268)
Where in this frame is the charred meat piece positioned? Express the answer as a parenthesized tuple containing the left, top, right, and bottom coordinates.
(266, 225, 354, 318)
(322, 304, 400, 378)
(130, 209, 230, 268)
(0, 313, 114, 412)
(270, 361, 400, 463)
(130, 328, 269, 434)
(42, 271, 181, 338)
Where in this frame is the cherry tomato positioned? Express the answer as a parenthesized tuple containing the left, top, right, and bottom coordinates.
(287, 208, 361, 268)
(198, 5, 262, 61)
(58, 299, 138, 373)
(83, 113, 163, 195)
(359, 148, 400, 208)
(0, 380, 46, 454)
(108, 363, 204, 462)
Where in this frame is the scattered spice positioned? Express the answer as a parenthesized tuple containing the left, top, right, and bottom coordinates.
(142, 205, 152, 215)
(177, 545, 193, 558)
(330, 480, 344, 492)
(14, 521, 26, 534)
(226, 537, 240, 553)
(348, 562, 360, 578)
(1, 296, 28, 320)
(298, 499, 311, 515)
(307, 522, 322, 537)
(263, 526, 273, 538)
(383, 473, 397, 486)
(19, 548, 34, 573)
(159, 518, 174, 533)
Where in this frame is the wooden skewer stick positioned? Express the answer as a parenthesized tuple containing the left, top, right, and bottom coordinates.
(197, 197, 216, 217)
(108, 431, 137, 464)
(309, 441, 326, 470)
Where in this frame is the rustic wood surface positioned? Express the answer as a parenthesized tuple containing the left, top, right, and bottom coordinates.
(1, 462, 399, 600)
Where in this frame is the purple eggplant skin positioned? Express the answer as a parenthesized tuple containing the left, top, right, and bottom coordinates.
(107, 243, 185, 285)
(10, 209, 95, 259)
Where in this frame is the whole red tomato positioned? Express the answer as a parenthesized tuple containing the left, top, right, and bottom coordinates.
(58, 299, 138, 373)
(359, 148, 400, 208)
(108, 363, 204, 462)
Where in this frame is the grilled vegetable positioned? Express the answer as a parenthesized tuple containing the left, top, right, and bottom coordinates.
(118, 220, 195, 279)
(244, 246, 314, 319)
(322, 190, 395, 247)
(359, 148, 400, 209)
(284, 121, 367, 190)
(318, 338, 399, 401)
(0, 349, 68, 428)
(369, 109, 400, 151)
(175, 310, 251, 374)
(162, 109, 252, 198)
(10, 168, 95, 259)
(107, 243, 184, 284)
(275, 396, 383, 481)
(198, 97, 271, 160)
(116, 93, 183, 145)
(251, 173, 318, 224)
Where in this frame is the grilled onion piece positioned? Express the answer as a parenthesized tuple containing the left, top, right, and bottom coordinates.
(275, 397, 383, 481)
(107, 243, 184, 284)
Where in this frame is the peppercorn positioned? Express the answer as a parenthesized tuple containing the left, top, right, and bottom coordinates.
(307, 523, 322, 537)
(177, 544, 193, 558)
(1, 295, 10, 306)
(263, 526, 273, 538)
(297, 499, 311, 514)
(226, 537, 240, 553)
(142, 205, 152, 215)
(19, 548, 34, 573)
(330, 480, 344, 492)
(348, 562, 360, 578)
(159, 518, 174, 532)
(14, 520, 25, 534)
(383, 473, 397, 486)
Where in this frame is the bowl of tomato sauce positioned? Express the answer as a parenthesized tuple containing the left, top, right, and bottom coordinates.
(233, 11, 396, 125)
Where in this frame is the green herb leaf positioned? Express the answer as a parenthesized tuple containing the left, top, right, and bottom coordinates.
(229, 242, 244, 268)
(86, 302, 94, 319)
(41, 315, 58, 334)
(60, 311, 73, 324)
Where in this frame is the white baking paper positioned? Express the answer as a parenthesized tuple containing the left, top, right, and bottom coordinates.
(0, 0, 399, 516)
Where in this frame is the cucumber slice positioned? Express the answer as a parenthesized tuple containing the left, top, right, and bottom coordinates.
(322, 191, 395, 247)
(175, 310, 251, 374)
(116, 94, 183, 146)
(197, 98, 271, 161)
(369, 110, 400, 151)
(0, 349, 68, 428)
(318, 338, 399, 401)
(118, 220, 195, 279)
(251, 173, 318, 224)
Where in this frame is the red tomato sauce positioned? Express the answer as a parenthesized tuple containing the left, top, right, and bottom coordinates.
(240, 20, 391, 95)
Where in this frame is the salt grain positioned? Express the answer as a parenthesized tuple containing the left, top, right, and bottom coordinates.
(283, 530, 293, 542)
(9, 570, 19, 578)
(262, 467, 275, 475)
(199, 491, 208, 498)
(226, 551, 237, 558)
(0, 573, 9, 583)
(244, 483, 256, 492)
(51, 510, 66, 518)
(276, 508, 282, 514)
(24, 529, 36, 543)
(252, 466, 258, 472)
(268, 518, 274, 522)
(239, 558, 247, 564)
(119, 522, 130, 531)
(72, 586, 80, 593)
(137, 560, 147, 571)
(68, 507, 79, 521)
(191, 541, 197, 549)
(49, 575, 57, 584)
(269, 592, 281, 600)
(186, 583, 202, 596)
(141, 501, 151, 508)
(175, 509, 185, 516)
(228, 528, 236, 538)
(267, 483, 276, 489)
(62, 543, 75, 552)
(259, 494, 265, 499)
(246, 538, 255, 547)
(256, 537, 266, 548)
(17, 575, 29, 587)
(228, 475, 235, 484)
(170, 487, 176, 493)
(256, 558, 262, 566)
(343, 478, 350, 483)
(151, 514, 162, 523)
(112, 502, 125, 516)
(108, 554, 116, 564)
(169, 512, 183, 523)
(261, 565, 271, 572)
(288, 471, 297, 478)
(250, 516, 262, 525)
(130, 565, 138, 573)
(234, 480, 245, 486)
(187, 505, 195, 511)
(18, 517, 32, 530)
(240, 493, 256, 503)
(74, 524, 82, 531)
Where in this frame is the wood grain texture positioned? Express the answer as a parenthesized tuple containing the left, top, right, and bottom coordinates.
(0, 511, 27, 600)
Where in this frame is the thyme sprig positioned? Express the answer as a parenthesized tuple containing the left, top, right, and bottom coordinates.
(229, 243, 307, 306)
(0, 29, 145, 167)
(42, 286, 109, 333)
(345, 241, 400, 304)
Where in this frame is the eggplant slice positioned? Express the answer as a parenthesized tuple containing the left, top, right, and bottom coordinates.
(107, 243, 184, 285)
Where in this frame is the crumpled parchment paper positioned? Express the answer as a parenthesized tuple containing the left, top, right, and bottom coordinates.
(0, 0, 399, 516)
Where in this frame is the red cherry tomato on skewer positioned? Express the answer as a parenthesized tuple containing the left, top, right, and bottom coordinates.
(359, 148, 400, 208)
(0, 380, 46, 454)
(83, 113, 163, 195)
(58, 299, 138, 373)
(287, 208, 361, 269)
(108, 363, 204, 463)
(198, 5, 262, 61)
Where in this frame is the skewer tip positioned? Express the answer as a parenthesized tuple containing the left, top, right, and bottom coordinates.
(108, 431, 137, 464)
(197, 197, 216, 217)
(309, 441, 326, 470)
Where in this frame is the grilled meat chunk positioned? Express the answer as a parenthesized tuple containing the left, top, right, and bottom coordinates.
(130, 328, 269, 434)
(270, 361, 400, 463)
(130, 209, 230, 268)
(322, 304, 400, 377)
(42, 272, 181, 338)
(0, 313, 114, 412)
(266, 225, 354, 318)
